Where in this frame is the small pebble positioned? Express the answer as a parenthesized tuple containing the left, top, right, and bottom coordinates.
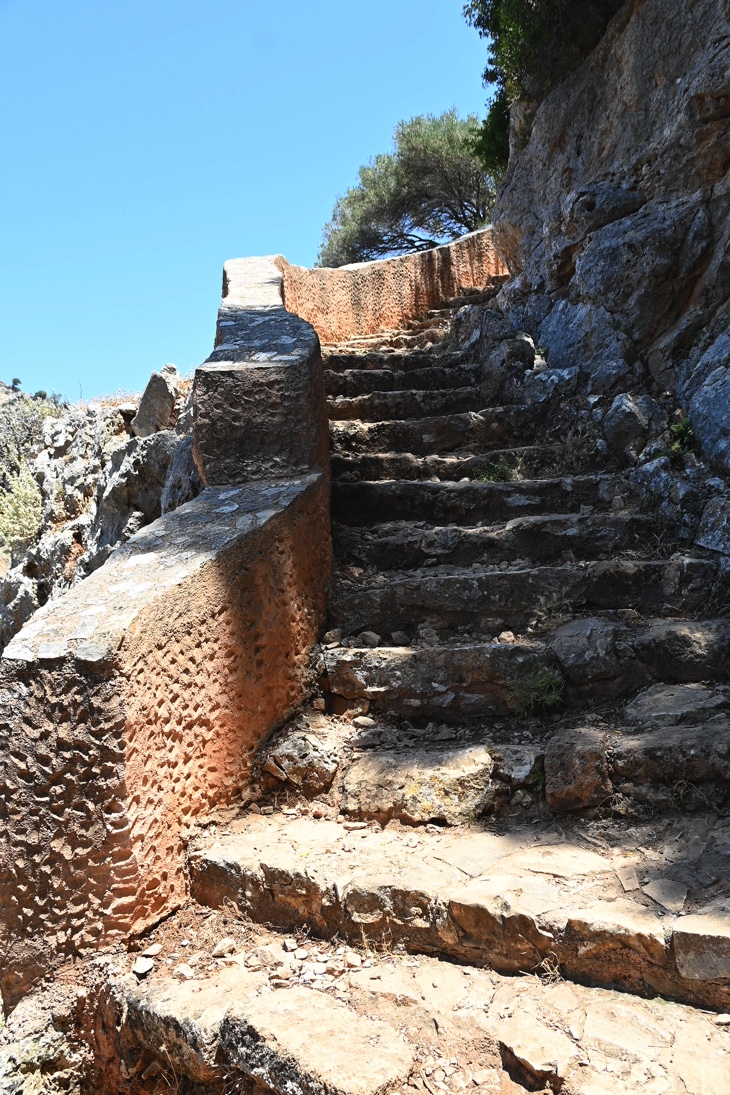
(142, 943, 163, 957)
(174, 963, 196, 980)
(132, 957, 154, 977)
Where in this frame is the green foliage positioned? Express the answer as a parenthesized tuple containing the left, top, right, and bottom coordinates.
(464, 0, 624, 102)
(667, 417, 695, 461)
(0, 394, 64, 487)
(508, 666, 565, 714)
(475, 459, 512, 482)
(0, 461, 43, 562)
(317, 110, 497, 267)
(470, 87, 510, 177)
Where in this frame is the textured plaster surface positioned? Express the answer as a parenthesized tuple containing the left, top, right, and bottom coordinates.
(279, 229, 507, 343)
(0, 476, 330, 1007)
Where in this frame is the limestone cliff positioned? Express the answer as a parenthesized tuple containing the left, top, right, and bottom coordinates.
(493, 0, 730, 472)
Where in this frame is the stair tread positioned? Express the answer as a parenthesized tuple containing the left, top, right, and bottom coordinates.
(328, 385, 493, 422)
(324, 363, 481, 396)
(118, 902, 730, 1094)
(328, 556, 718, 634)
(190, 812, 730, 1010)
(332, 474, 627, 525)
(330, 407, 541, 456)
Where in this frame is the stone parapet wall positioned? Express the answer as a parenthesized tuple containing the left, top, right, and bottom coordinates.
(278, 229, 507, 344)
(0, 260, 331, 1009)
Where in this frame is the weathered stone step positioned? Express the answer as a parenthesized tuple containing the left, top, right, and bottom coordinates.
(327, 328, 448, 353)
(324, 362, 481, 398)
(332, 474, 623, 526)
(330, 406, 540, 456)
(331, 445, 557, 483)
(323, 349, 465, 372)
(112, 915, 730, 1095)
(327, 384, 493, 422)
(323, 626, 730, 722)
(328, 557, 717, 635)
(333, 511, 656, 569)
(190, 813, 730, 1010)
(324, 640, 555, 720)
(545, 715, 730, 813)
(120, 963, 415, 1094)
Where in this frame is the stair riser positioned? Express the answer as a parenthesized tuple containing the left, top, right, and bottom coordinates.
(329, 560, 718, 635)
(323, 352, 465, 373)
(328, 386, 493, 422)
(190, 839, 730, 1011)
(324, 644, 556, 719)
(330, 447, 556, 483)
(333, 515, 657, 569)
(330, 408, 540, 456)
(325, 365, 480, 397)
(332, 477, 622, 526)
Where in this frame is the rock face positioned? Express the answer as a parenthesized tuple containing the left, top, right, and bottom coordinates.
(0, 379, 202, 655)
(494, 0, 730, 430)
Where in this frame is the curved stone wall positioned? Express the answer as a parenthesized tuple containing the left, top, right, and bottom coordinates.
(278, 228, 506, 344)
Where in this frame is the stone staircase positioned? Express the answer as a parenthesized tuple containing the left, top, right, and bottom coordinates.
(108, 306, 730, 1094)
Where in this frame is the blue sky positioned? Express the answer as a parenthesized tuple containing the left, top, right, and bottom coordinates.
(0, 0, 490, 399)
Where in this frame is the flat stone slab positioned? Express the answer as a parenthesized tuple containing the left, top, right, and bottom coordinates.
(626, 682, 728, 725)
(123, 965, 415, 1094)
(115, 911, 730, 1095)
(190, 814, 730, 1009)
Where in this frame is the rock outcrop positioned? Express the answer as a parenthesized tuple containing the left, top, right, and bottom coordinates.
(494, 0, 729, 466)
(0, 367, 202, 654)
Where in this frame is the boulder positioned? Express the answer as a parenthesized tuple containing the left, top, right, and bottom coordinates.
(160, 436, 203, 516)
(549, 617, 623, 685)
(603, 394, 650, 457)
(695, 496, 730, 557)
(341, 745, 497, 825)
(131, 364, 181, 438)
(544, 728, 612, 812)
(537, 300, 633, 375)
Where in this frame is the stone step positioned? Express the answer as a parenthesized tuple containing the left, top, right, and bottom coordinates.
(326, 328, 449, 354)
(323, 639, 555, 720)
(189, 813, 730, 1010)
(258, 701, 730, 821)
(119, 962, 415, 1095)
(329, 407, 541, 456)
(323, 630, 730, 722)
(323, 349, 466, 372)
(327, 384, 493, 422)
(333, 512, 657, 569)
(328, 557, 718, 635)
(324, 362, 481, 397)
(330, 446, 559, 483)
(112, 912, 730, 1095)
(331, 475, 624, 526)
(545, 715, 730, 813)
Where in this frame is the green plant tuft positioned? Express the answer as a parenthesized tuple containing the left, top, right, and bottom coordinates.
(667, 417, 695, 461)
(475, 459, 513, 482)
(0, 461, 43, 563)
(508, 666, 565, 715)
